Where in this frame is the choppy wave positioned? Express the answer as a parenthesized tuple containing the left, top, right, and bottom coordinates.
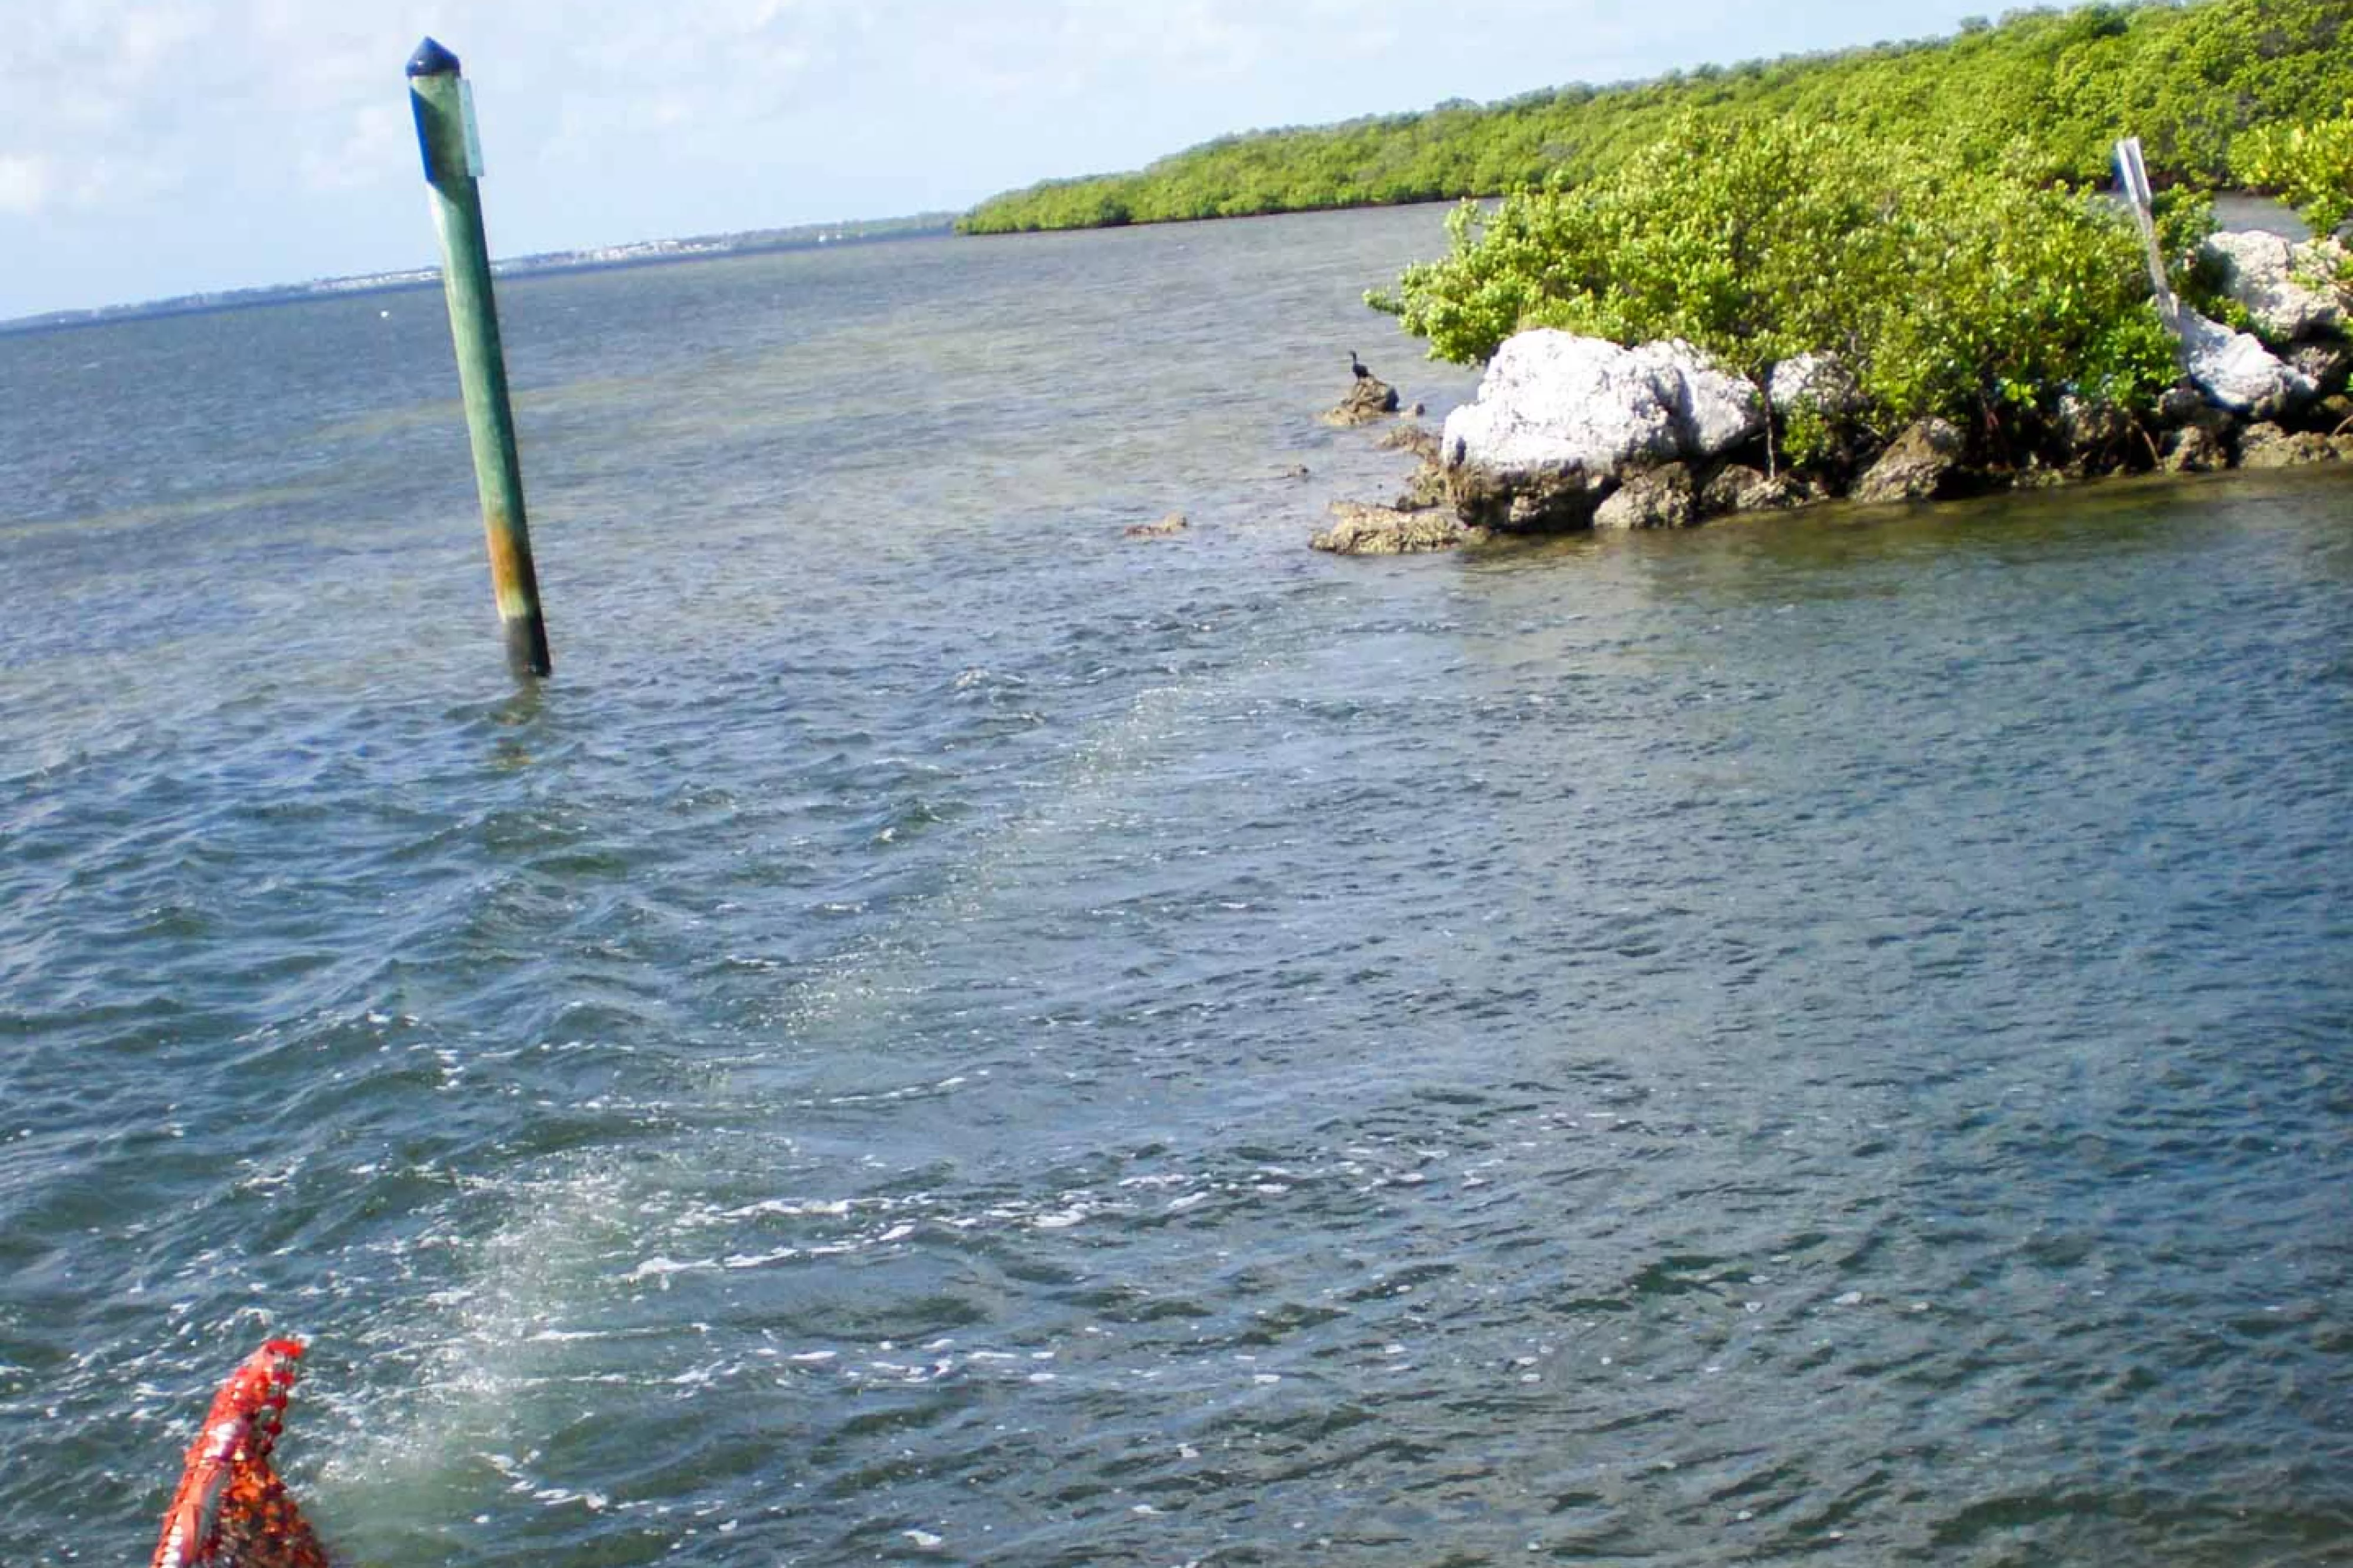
(2, 212, 2349, 1566)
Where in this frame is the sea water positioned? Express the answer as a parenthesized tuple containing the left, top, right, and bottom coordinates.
(2, 205, 2348, 1565)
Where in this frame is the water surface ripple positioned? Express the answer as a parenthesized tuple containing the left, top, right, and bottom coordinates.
(1, 209, 2348, 1566)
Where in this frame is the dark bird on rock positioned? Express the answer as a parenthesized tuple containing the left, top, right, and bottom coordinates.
(1350, 351, 1374, 381)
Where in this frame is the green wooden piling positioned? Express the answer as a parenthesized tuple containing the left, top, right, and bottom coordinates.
(408, 37, 552, 679)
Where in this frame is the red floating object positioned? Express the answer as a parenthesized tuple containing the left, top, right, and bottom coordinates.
(151, 1339, 332, 1568)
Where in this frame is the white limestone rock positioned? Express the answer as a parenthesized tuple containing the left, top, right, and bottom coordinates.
(1439, 329, 1767, 481)
(1631, 339, 1769, 459)
(1441, 331, 1683, 477)
(2202, 230, 2349, 343)
(2175, 308, 2317, 419)
(1767, 352, 1865, 417)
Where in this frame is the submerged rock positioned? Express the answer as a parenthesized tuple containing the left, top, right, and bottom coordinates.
(1125, 512, 1189, 538)
(1853, 419, 1965, 504)
(1312, 501, 1476, 555)
(1375, 422, 1443, 462)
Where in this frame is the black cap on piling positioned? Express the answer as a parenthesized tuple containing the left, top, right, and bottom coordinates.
(407, 37, 461, 77)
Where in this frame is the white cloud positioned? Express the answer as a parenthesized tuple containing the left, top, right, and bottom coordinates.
(111, 0, 207, 72)
(0, 154, 54, 216)
(298, 102, 411, 194)
(0, 0, 2013, 319)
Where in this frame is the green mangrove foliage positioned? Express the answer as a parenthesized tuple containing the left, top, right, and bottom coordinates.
(2232, 105, 2353, 235)
(1369, 116, 2181, 459)
(959, 0, 2353, 235)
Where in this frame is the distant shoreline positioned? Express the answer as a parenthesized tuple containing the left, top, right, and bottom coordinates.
(958, 0, 2347, 238)
(0, 216, 958, 338)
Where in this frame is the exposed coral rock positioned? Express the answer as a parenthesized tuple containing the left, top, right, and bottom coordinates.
(1853, 419, 1965, 504)
(2058, 395, 2137, 471)
(1394, 463, 1449, 512)
(2288, 339, 2353, 398)
(1311, 501, 1477, 555)
(1699, 464, 1805, 515)
(1331, 307, 2336, 554)
(2157, 382, 2239, 438)
(1324, 375, 1402, 426)
(1445, 455, 1615, 531)
(1594, 462, 1697, 529)
(1125, 512, 1189, 538)
(2237, 423, 2340, 469)
(2156, 383, 2211, 426)
(2163, 425, 2227, 473)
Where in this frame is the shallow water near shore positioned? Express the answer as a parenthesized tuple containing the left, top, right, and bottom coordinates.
(2, 206, 2350, 1567)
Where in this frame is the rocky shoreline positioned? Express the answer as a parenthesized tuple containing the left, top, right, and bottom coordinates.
(1316, 228, 2353, 555)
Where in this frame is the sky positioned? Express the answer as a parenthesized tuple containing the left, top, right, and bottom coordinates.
(2, 0, 2002, 321)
